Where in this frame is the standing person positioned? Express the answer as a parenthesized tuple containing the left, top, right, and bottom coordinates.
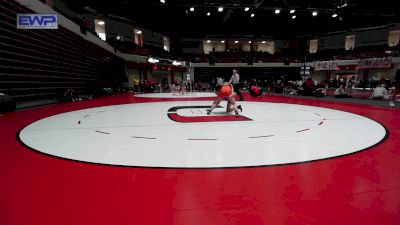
(216, 77, 224, 92)
(229, 69, 243, 101)
(389, 70, 400, 107)
(133, 78, 139, 93)
(179, 80, 187, 95)
(139, 80, 145, 93)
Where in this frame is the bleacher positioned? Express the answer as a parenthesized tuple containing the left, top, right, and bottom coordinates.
(0, 0, 126, 106)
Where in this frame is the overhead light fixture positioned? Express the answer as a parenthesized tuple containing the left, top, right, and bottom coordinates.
(116, 35, 121, 40)
(262, 41, 266, 43)
(190, 7, 194, 12)
(136, 30, 142, 34)
(275, 9, 280, 14)
(248, 41, 252, 43)
(218, 7, 223, 12)
(332, 13, 338, 18)
(235, 40, 239, 43)
(312, 11, 318, 16)
(148, 57, 159, 63)
(290, 10, 295, 14)
(172, 61, 182, 66)
(206, 40, 211, 43)
(292, 15, 296, 19)
(98, 32, 106, 41)
(251, 13, 255, 17)
(207, 12, 210, 16)
(221, 40, 225, 43)
(160, 0, 165, 3)
(97, 21, 105, 25)
(244, 7, 250, 12)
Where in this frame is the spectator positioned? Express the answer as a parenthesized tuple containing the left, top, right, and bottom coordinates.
(346, 77, 356, 93)
(389, 70, 400, 107)
(370, 84, 388, 100)
(314, 81, 326, 97)
(302, 77, 315, 96)
(334, 85, 352, 98)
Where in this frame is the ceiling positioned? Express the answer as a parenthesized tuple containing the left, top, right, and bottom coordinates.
(64, 0, 400, 38)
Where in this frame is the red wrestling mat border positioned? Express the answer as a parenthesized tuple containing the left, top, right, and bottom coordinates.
(0, 93, 399, 225)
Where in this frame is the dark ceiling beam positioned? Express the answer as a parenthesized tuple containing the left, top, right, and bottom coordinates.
(256, 0, 265, 8)
(280, 0, 289, 7)
(168, 3, 398, 16)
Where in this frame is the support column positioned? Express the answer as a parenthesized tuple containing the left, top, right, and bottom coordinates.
(325, 70, 331, 81)
(170, 70, 174, 84)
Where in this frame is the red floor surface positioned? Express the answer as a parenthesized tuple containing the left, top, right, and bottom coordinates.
(0, 93, 399, 225)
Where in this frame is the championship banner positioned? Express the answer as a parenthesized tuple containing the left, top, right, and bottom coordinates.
(358, 57, 392, 69)
(314, 60, 338, 71)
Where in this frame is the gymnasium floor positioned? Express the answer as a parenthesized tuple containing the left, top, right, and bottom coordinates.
(0, 92, 399, 225)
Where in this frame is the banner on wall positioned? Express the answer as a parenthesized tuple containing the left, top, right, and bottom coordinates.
(315, 57, 392, 71)
(314, 60, 338, 71)
(358, 57, 392, 69)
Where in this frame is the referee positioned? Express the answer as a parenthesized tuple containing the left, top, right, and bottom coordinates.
(229, 69, 243, 101)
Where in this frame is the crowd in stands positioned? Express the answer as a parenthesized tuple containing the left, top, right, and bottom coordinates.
(182, 50, 300, 64)
(44, 0, 400, 64)
(244, 74, 398, 101)
(179, 46, 399, 64)
(110, 40, 182, 60)
(186, 74, 398, 100)
(306, 45, 400, 62)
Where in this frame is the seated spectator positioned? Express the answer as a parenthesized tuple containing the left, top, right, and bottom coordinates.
(302, 78, 315, 96)
(334, 85, 352, 98)
(346, 77, 356, 93)
(370, 84, 388, 100)
(273, 80, 284, 93)
(314, 81, 326, 97)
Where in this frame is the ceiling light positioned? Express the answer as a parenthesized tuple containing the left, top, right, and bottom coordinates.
(221, 40, 225, 43)
(251, 13, 255, 17)
(248, 41, 252, 43)
(262, 41, 266, 43)
(235, 40, 239, 43)
(290, 10, 295, 14)
(190, 7, 194, 12)
(160, 0, 165, 3)
(275, 9, 280, 14)
(292, 15, 296, 19)
(312, 11, 318, 16)
(332, 13, 338, 18)
(218, 7, 223, 12)
(206, 40, 211, 43)
(136, 30, 142, 34)
(172, 61, 182, 66)
(244, 7, 249, 12)
(148, 57, 159, 63)
(207, 12, 210, 16)
(97, 21, 105, 25)
(116, 35, 120, 40)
